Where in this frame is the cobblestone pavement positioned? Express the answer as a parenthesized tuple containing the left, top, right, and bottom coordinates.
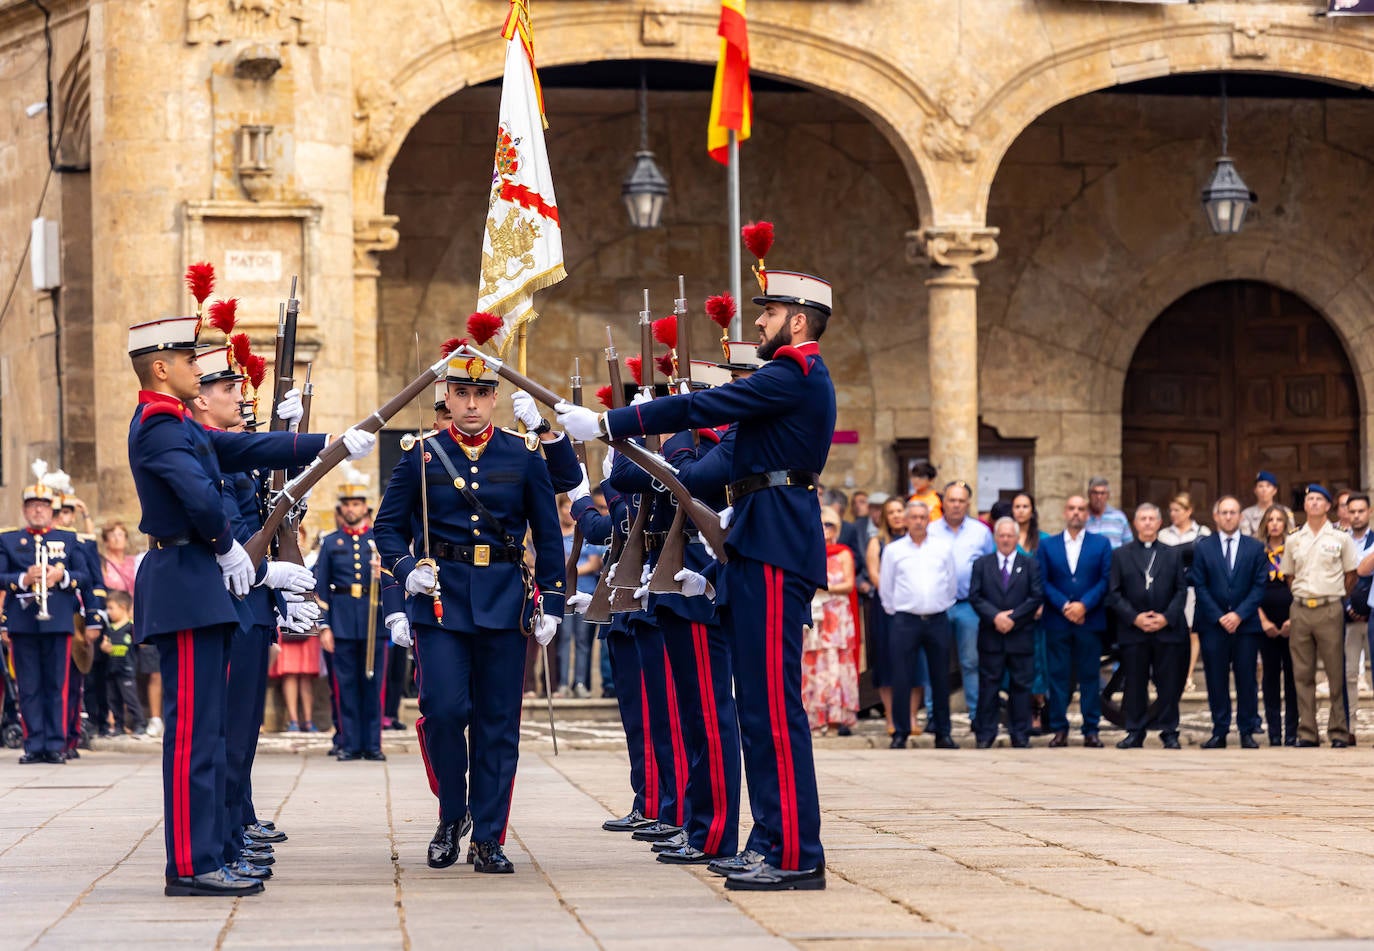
(6, 736, 1374, 950)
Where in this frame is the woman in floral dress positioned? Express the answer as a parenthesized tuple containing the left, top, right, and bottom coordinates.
(805, 512, 860, 734)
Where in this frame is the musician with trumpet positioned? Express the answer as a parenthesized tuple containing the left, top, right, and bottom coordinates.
(1, 464, 90, 764)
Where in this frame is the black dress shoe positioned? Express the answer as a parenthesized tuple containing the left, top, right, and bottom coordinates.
(602, 809, 655, 832)
(1082, 734, 1103, 748)
(225, 858, 272, 880)
(650, 832, 689, 853)
(361, 750, 387, 761)
(1116, 732, 1145, 749)
(975, 739, 992, 750)
(631, 822, 683, 842)
(1331, 739, 1349, 749)
(18, 753, 46, 764)
(724, 862, 826, 891)
(1269, 735, 1282, 747)
(46, 751, 67, 764)
(1161, 734, 1181, 750)
(889, 733, 908, 749)
(336, 750, 361, 761)
(1201, 735, 1227, 749)
(165, 869, 265, 897)
(1240, 734, 1259, 749)
(1048, 731, 1068, 748)
(64, 748, 79, 760)
(934, 735, 959, 750)
(240, 848, 275, 866)
(657, 845, 717, 864)
(243, 822, 287, 844)
(388, 721, 407, 731)
(1010, 738, 1031, 749)
(1285, 737, 1298, 747)
(427, 814, 474, 869)
(708, 849, 765, 877)
(470, 841, 514, 874)
(1296, 739, 1320, 748)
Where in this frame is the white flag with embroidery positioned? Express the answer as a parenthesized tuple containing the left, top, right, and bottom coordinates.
(477, 6, 565, 354)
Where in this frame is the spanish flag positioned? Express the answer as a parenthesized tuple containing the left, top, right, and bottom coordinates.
(707, 0, 751, 164)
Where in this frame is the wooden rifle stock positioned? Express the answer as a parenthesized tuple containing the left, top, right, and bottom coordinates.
(584, 336, 626, 623)
(649, 276, 695, 595)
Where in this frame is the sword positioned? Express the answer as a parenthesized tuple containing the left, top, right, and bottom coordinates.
(543, 642, 559, 755)
(416, 334, 442, 623)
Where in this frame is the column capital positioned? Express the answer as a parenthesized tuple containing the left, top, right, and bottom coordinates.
(907, 226, 999, 287)
(354, 214, 400, 277)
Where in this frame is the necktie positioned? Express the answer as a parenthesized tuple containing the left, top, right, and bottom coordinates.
(1225, 537, 1234, 574)
(1000, 557, 1011, 589)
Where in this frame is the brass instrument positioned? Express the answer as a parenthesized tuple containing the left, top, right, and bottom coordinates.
(365, 539, 380, 680)
(33, 540, 51, 622)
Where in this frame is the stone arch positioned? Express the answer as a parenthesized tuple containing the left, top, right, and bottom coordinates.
(969, 21, 1374, 221)
(352, 6, 937, 224)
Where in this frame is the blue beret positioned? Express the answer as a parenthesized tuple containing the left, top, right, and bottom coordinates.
(1255, 470, 1278, 487)
(1306, 484, 1332, 504)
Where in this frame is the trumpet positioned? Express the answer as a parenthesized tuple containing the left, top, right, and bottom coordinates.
(34, 541, 51, 622)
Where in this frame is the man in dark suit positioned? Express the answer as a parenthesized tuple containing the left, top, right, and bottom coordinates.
(1106, 504, 1189, 749)
(1189, 494, 1268, 748)
(1037, 495, 1114, 747)
(969, 517, 1044, 748)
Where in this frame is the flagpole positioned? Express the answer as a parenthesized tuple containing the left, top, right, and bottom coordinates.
(728, 129, 743, 340)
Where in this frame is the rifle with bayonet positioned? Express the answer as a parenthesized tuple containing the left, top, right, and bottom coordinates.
(583, 331, 627, 624)
(608, 290, 660, 611)
(649, 275, 701, 595)
(564, 358, 587, 596)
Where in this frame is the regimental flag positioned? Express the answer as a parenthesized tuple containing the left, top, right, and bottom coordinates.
(707, 0, 752, 165)
(477, 0, 566, 354)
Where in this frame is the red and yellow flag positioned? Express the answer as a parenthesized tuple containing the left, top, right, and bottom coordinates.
(707, 0, 751, 164)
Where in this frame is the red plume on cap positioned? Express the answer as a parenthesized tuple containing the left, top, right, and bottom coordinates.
(229, 332, 252, 372)
(465, 312, 504, 347)
(655, 353, 676, 379)
(704, 294, 736, 329)
(626, 355, 643, 387)
(741, 221, 774, 261)
(652, 315, 677, 350)
(184, 262, 215, 306)
(207, 298, 238, 336)
(246, 354, 268, 391)
(596, 385, 614, 409)
(440, 337, 467, 358)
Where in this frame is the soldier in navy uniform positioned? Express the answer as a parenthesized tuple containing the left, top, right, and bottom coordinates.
(559, 268, 836, 891)
(374, 352, 565, 875)
(47, 476, 106, 757)
(127, 314, 376, 896)
(315, 468, 388, 761)
(1, 468, 89, 764)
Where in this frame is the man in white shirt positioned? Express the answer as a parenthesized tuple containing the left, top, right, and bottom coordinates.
(880, 500, 958, 749)
(928, 481, 994, 724)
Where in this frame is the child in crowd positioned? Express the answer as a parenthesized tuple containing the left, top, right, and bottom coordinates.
(101, 591, 145, 735)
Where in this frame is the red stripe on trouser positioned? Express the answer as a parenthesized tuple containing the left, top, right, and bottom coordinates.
(662, 647, 688, 827)
(414, 716, 440, 798)
(640, 671, 658, 818)
(174, 630, 196, 877)
(765, 565, 799, 870)
(692, 622, 728, 855)
(59, 638, 72, 746)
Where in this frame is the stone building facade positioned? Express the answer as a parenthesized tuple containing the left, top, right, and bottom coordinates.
(3, 0, 1374, 532)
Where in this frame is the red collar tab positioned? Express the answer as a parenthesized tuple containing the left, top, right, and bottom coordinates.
(697, 428, 722, 445)
(344, 523, 371, 537)
(138, 390, 187, 423)
(773, 342, 819, 375)
(25, 525, 50, 536)
(451, 423, 494, 448)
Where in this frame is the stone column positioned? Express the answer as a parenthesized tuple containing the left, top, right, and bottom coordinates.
(909, 227, 998, 511)
(351, 213, 398, 492)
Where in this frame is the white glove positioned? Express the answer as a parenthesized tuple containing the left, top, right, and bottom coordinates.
(702, 535, 717, 561)
(279, 599, 320, 633)
(567, 591, 592, 614)
(674, 569, 709, 598)
(405, 563, 437, 596)
(260, 561, 315, 593)
(385, 612, 412, 648)
(341, 427, 377, 461)
(216, 541, 255, 597)
(554, 402, 604, 442)
(534, 615, 558, 646)
(568, 465, 591, 504)
(275, 388, 303, 424)
(602, 448, 616, 482)
(719, 506, 734, 530)
(630, 390, 652, 407)
(511, 390, 543, 430)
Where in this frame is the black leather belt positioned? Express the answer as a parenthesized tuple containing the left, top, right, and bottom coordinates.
(149, 535, 191, 549)
(725, 470, 819, 505)
(643, 531, 669, 552)
(329, 583, 369, 595)
(433, 541, 521, 565)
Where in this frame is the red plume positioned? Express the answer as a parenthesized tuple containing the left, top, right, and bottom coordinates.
(465, 312, 504, 346)
(207, 298, 238, 336)
(440, 337, 467, 358)
(626, 355, 643, 387)
(246, 354, 267, 391)
(229, 332, 252, 372)
(655, 353, 676, 379)
(652, 315, 677, 350)
(704, 294, 736, 329)
(184, 262, 215, 305)
(596, 385, 613, 409)
(741, 221, 774, 261)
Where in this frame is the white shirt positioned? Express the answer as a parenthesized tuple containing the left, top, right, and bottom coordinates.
(1063, 529, 1085, 574)
(879, 534, 958, 616)
(1217, 530, 1240, 571)
(999, 551, 1016, 575)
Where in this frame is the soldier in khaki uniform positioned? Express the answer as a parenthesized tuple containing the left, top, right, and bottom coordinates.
(1281, 484, 1359, 747)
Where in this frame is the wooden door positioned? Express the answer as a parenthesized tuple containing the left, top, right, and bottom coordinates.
(1122, 282, 1359, 516)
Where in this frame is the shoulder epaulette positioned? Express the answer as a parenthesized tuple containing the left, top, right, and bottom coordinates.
(77, 532, 97, 543)
(399, 429, 439, 452)
(140, 401, 186, 423)
(500, 427, 540, 451)
(771, 345, 812, 375)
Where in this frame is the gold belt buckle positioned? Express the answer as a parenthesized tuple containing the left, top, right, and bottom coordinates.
(351, 583, 363, 598)
(1305, 598, 1320, 609)
(473, 545, 491, 567)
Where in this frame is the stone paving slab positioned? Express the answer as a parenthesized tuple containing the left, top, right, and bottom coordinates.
(5, 744, 1374, 949)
